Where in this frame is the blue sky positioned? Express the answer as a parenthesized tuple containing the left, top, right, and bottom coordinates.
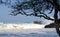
(0, 0, 54, 24)
(0, 5, 41, 23)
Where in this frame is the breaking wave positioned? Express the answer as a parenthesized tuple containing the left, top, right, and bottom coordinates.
(0, 23, 45, 29)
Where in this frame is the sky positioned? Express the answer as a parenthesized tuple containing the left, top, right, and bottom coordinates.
(0, 5, 42, 23)
(0, 0, 53, 24)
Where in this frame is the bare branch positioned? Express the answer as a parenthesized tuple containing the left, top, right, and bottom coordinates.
(10, 0, 55, 21)
(35, 15, 54, 21)
(39, 12, 54, 21)
(21, 9, 54, 21)
(48, 7, 53, 14)
(21, 9, 34, 16)
(46, 0, 54, 6)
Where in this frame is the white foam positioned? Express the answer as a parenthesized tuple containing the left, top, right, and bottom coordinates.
(0, 23, 45, 29)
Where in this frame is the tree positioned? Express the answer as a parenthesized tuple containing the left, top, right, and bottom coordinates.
(0, 0, 60, 36)
(45, 19, 60, 28)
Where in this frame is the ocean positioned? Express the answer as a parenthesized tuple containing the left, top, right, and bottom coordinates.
(0, 23, 59, 37)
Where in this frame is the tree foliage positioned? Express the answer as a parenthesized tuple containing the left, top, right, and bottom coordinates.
(10, 0, 55, 21)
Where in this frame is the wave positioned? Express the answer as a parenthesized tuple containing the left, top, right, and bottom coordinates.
(0, 23, 45, 29)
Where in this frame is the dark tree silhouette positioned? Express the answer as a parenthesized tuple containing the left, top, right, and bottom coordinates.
(45, 19, 60, 28)
(0, 0, 60, 36)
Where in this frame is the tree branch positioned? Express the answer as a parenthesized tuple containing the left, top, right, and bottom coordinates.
(21, 9, 34, 16)
(39, 12, 54, 21)
(21, 9, 54, 21)
(34, 15, 54, 21)
(46, 0, 54, 6)
(48, 7, 53, 14)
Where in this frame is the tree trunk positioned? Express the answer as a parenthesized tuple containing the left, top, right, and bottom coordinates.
(54, 8, 60, 36)
(56, 28, 60, 36)
(53, 0, 60, 36)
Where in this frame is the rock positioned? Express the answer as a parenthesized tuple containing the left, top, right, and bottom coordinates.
(44, 23, 60, 28)
(45, 23, 55, 28)
(45, 19, 60, 28)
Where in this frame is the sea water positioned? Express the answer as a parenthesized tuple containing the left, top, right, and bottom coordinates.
(0, 23, 59, 37)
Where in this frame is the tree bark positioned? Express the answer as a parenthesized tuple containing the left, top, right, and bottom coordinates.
(52, 0, 60, 36)
(54, 8, 60, 36)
